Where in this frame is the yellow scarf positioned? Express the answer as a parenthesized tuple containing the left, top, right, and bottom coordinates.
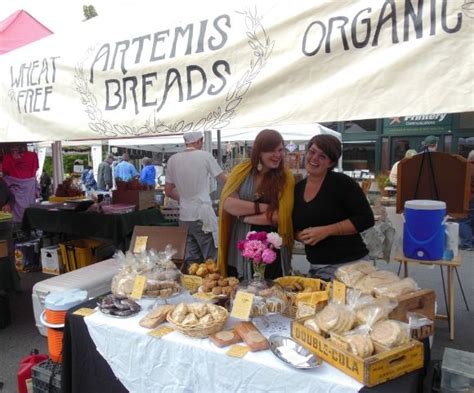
(217, 161, 295, 276)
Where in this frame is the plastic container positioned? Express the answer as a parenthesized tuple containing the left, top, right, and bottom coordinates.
(31, 359, 61, 393)
(403, 200, 446, 260)
(40, 288, 87, 363)
(441, 347, 474, 392)
(17, 350, 48, 393)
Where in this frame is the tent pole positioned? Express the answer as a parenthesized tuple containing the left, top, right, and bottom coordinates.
(217, 129, 222, 166)
(52, 141, 64, 192)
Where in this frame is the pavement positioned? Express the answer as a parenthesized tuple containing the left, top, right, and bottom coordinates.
(0, 251, 473, 393)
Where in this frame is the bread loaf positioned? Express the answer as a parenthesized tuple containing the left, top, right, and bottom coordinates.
(234, 321, 269, 351)
(139, 305, 175, 329)
(209, 329, 243, 347)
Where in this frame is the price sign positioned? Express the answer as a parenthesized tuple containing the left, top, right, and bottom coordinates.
(149, 326, 174, 338)
(73, 308, 96, 317)
(230, 291, 254, 320)
(332, 280, 346, 304)
(130, 275, 147, 300)
(226, 345, 250, 358)
(133, 236, 148, 253)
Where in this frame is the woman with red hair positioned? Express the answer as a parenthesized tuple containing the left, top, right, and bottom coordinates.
(217, 129, 294, 279)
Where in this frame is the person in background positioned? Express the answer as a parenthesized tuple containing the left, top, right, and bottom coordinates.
(97, 154, 114, 191)
(0, 174, 20, 292)
(140, 157, 156, 188)
(82, 166, 97, 191)
(114, 153, 138, 181)
(1, 145, 39, 223)
(389, 149, 417, 186)
(165, 131, 227, 266)
(458, 150, 474, 250)
(293, 134, 374, 281)
(39, 169, 52, 201)
(218, 129, 294, 280)
(420, 135, 439, 152)
(0, 176, 14, 213)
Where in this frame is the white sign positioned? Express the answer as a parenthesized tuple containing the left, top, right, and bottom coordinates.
(0, 0, 473, 142)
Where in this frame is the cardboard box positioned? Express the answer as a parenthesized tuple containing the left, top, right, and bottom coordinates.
(41, 246, 64, 275)
(291, 318, 424, 387)
(129, 226, 188, 269)
(112, 190, 155, 210)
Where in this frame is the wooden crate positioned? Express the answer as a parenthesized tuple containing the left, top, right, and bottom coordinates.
(389, 288, 436, 323)
(291, 318, 424, 387)
(388, 289, 436, 341)
(112, 190, 155, 210)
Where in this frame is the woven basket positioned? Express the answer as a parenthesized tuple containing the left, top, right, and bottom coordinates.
(167, 304, 229, 338)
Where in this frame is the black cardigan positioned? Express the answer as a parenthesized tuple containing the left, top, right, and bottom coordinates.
(293, 171, 374, 265)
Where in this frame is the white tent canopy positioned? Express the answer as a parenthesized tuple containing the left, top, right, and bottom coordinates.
(110, 123, 340, 152)
(1, 0, 473, 143)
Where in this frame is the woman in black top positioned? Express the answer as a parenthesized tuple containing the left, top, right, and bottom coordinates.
(293, 135, 374, 280)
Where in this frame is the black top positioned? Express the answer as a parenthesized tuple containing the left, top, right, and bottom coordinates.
(293, 171, 374, 265)
(0, 178, 15, 209)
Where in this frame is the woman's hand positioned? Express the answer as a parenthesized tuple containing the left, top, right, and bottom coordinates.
(298, 226, 330, 246)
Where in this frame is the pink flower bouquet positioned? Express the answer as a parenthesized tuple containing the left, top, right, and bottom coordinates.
(237, 231, 282, 278)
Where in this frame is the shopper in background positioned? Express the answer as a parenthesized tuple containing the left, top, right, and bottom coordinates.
(292, 134, 374, 280)
(82, 166, 97, 191)
(0, 174, 20, 292)
(218, 129, 294, 280)
(458, 150, 474, 250)
(114, 153, 138, 181)
(165, 131, 227, 265)
(39, 169, 52, 201)
(389, 149, 417, 186)
(97, 154, 114, 191)
(139, 157, 156, 188)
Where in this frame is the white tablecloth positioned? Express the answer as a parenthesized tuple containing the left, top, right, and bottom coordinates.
(84, 294, 363, 393)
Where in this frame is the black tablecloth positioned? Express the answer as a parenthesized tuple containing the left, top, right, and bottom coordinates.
(61, 298, 428, 393)
(22, 207, 169, 249)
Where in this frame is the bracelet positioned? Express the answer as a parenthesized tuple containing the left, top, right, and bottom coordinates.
(254, 201, 260, 215)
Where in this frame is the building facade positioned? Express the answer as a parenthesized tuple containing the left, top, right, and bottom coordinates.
(325, 112, 474, 174)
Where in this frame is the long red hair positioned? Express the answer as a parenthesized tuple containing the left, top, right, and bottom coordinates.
(250, 129, 286, 220)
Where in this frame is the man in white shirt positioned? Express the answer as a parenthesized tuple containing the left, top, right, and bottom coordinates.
(165, 131, 227, 265)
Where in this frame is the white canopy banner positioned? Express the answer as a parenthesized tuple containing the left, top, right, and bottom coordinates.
(1, 0, 473, 142)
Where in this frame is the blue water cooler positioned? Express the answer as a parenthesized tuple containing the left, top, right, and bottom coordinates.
(403, 200, 446, 260)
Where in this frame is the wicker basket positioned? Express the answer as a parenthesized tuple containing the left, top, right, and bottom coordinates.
(167, 304, 228, 338)
(274, 277, 329, 319)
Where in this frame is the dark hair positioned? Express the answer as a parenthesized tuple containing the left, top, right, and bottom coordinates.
(250, 129, 286, 219)
(307, 134, 341, 170)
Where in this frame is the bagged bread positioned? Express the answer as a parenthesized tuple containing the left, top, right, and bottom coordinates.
(315, 303, 355, 334)
(354, 297, 398, 326)
(139, 305, 175, 329)
(335, 261, 376, 287)
(373, 277, 418, 298)
(344, 334, 374, 358)
(370, 320, 410, 348)
(353, 270, 400, 295)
